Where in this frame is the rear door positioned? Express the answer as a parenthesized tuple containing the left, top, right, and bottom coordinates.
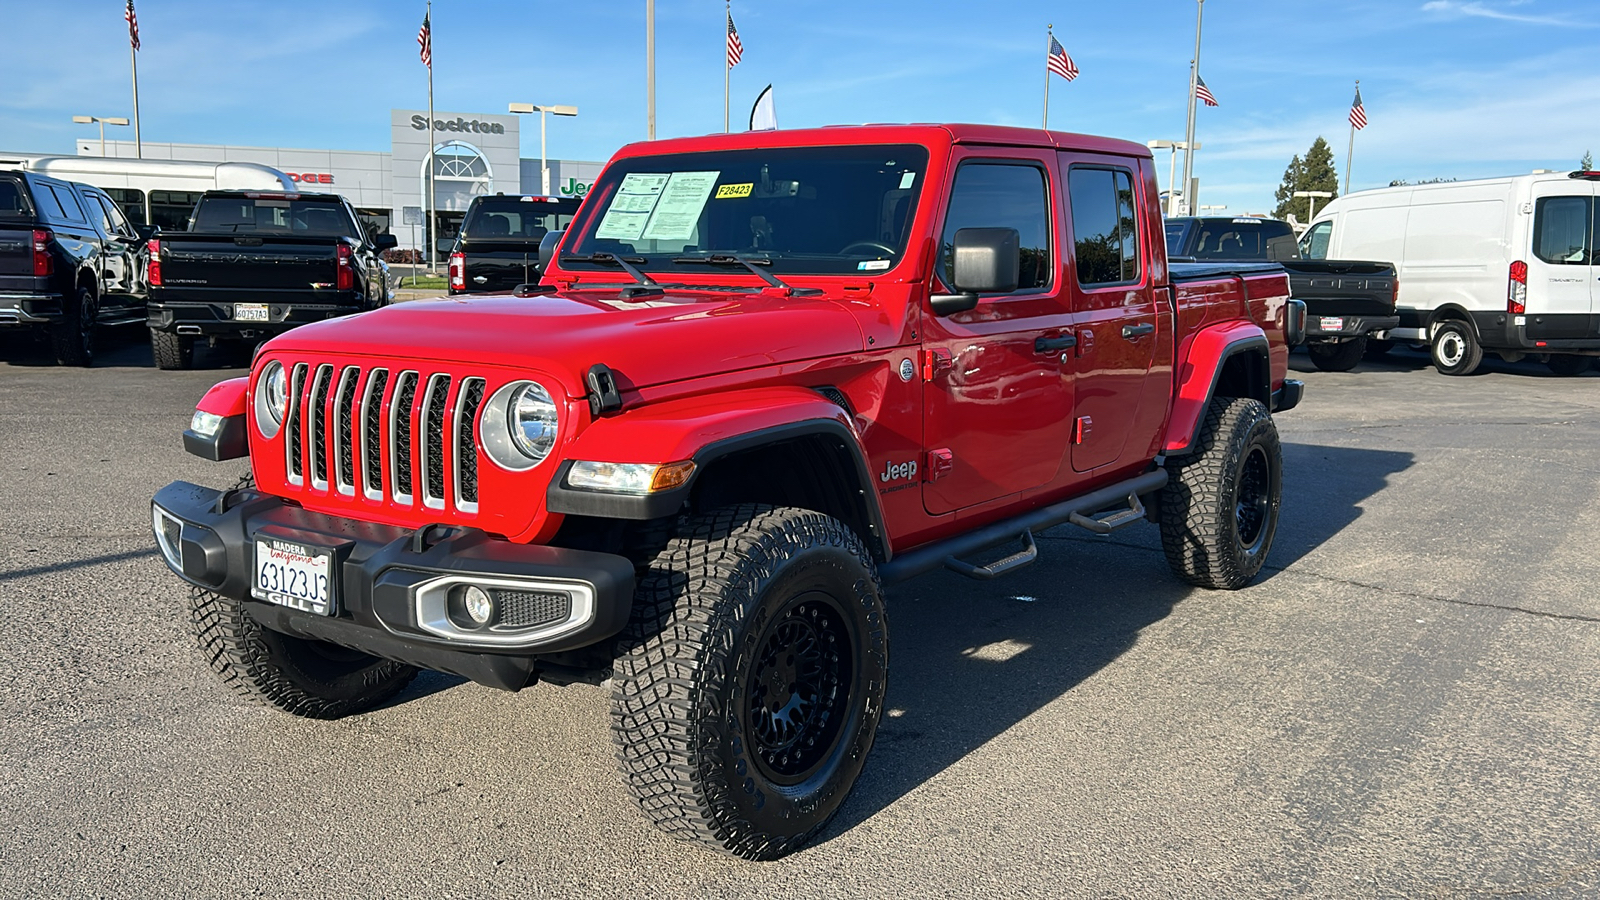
(1060, 157, 1160, 473)
(920, 150, 1075, 515)
(1526, 182, 1595, 339)
(81, 188, 143, 306)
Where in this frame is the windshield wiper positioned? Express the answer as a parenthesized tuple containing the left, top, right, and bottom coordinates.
(670, 254, 822, 296)
(560, 252, 657, 286)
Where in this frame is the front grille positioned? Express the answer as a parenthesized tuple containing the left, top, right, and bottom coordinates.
(493, 589, 571, 629)
(279, 363, 487, 516)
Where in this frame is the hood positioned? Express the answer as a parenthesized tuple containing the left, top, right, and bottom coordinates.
(267, 287, 867, 397)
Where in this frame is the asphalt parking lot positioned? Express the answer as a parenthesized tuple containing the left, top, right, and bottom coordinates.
(1, 330, 1596, 899)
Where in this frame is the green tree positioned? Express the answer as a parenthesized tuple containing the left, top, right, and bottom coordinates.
(1272, 137, 1340, 221)
(1582, 150, 1592, 171)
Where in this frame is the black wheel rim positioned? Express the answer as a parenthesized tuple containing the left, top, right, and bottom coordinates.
(1235, 445, 1270, 551)
(744, 591, 855, 786)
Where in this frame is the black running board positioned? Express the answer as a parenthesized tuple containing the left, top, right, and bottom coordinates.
(878, 468, 1169, 585)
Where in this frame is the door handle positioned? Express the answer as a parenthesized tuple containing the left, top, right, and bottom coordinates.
(1034, 334, 1077, 353)
(1121, 323, 1155, 340)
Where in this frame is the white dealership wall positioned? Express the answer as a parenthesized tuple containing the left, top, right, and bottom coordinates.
(82, 108, 605, 251)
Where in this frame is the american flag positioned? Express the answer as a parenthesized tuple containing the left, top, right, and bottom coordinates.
(1349, 87, 1367, 130)
(726, 12, 743, 68)
(1195, 75, 1219, 107)
(417, 11, 432, 68)
(1047, 36, 1078, 81)
(125, 0, 140, 52)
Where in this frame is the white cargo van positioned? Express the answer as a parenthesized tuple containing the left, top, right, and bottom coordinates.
(1300, 171, 1600, 375)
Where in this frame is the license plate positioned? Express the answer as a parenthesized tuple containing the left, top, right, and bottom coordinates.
(234, 303, 270, 322)
(252, 539, 335, 616)
(1319, 316, 1345, 331)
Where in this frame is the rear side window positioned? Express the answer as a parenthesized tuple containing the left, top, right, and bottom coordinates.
(1068, 166, 1140, 286)
(50, 185, 88, 223)
(1300, 221, 1332, 259)
(0, 178, 30, 218)
(940, 162, 1052, 293)
(1533, 196, 1591, 265)
(30, 183, 67, 221)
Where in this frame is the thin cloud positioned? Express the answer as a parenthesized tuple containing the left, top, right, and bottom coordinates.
(1420, 1, 1592, 27)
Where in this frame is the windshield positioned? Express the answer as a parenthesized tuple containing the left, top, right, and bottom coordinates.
(191, 196, 356, 238)
(463, 197, 580, 240)
(566, 144, 930, 275)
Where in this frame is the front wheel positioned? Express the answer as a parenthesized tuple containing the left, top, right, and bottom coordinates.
(1430, 319, 1482, 376)
(1159, 396, 1283, 589)
(1306, 337, 1366, 372)
(611, 505, 888, 860)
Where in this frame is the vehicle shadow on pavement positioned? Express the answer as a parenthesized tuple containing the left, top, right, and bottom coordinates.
(1264, 442, 1413, 575)
(0, 326, 249, 370)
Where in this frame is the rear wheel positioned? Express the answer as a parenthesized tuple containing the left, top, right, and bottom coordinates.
(1430, 319, 1482, 376)
(51, 285, 95, 366)
(1159, 396, 1282, 590)
(151, 328, 194, 370)
(1307, 337, 1366, 372)
(1363, 338, 1394, 360)
(1546, 354, 1591, 377)
(611, 505, 888, 860)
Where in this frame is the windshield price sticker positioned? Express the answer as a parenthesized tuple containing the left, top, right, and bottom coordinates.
(715, 182, 754, 199)
(595, 173, 671, 241)
(642, 172, 721, 242)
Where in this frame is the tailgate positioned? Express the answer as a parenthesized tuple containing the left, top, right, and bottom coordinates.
(460, 239, 538, 291)
(158, 234, 342, 293)
(1283, 260, 1397, 315)
(0, 224, 33, 279)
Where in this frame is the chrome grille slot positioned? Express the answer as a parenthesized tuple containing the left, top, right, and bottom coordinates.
(284, 363, 308, 486)
(360, 368, 389, 500)
(307, 364, 334, 491)
(420, 374, 451, 509)
(333, 367, 360, 496)
(391, 371, 419, 504)
(454, 378, 485, 511)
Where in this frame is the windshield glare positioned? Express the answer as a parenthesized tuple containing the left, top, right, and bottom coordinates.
(567, 144, 929, 275)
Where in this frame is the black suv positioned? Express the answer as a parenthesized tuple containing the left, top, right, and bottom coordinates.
(448, 194, 580, 294)
(0, 170, 150, 365)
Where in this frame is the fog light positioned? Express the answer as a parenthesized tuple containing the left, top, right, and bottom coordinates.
(463, 585, 494, 626)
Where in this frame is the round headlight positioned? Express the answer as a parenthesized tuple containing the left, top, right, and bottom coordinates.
(254, 361, 288, 439)
(508, 382, 559, 462)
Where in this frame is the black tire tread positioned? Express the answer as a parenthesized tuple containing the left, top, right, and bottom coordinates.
(151, 328, 194, 370)
(1159, 396, 1280, 589)
(1546, 354, 1591, 377)
(1431, 320, 1482, 376)
(51, 286, 94, 367)
(1307, 337, 1366, 372)
(609, 504, 884, 861)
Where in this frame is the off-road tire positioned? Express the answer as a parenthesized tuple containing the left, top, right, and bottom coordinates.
(183, 476, 417, 718)
(1307, 337, 1366, 372)
(1159, 396, 1282, 590)
(1363, 338, 1394, 360)
(151, 328, 194, 370)
(611, 505, 889, 861)
(1546, 354, 1590, 377)
(1430, 319, 1482, 376)
(51, 285, 95, 366)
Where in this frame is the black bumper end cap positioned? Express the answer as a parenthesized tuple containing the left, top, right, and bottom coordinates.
(1273, 379, 1305, 413)
(183, 414, 249, 461)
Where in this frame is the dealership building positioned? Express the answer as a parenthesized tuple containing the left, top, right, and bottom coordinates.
(76, 108, 605, 253)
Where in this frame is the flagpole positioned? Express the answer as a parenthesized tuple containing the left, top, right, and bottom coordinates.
(1344, 79, 1358, 195)
(1043, 26, 1052, 130)
(724, 1, 731, 133)
(129, 15, 142, 158)
(426, 0, 436, 274)
(646, 0, 656, 140)
(1180, 0, 1204, 216)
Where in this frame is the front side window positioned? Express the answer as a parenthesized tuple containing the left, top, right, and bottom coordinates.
(1533, 196, 1591, 265)
(1069, 166, 1140, 286)
(1300, 221, 1332, 259)
(105, 188, 146, 225)
(567, 144, 929, 275)
(84, 193, 117, 236)
(939, 162, 1052, 292)
(97, 194, 136, 236)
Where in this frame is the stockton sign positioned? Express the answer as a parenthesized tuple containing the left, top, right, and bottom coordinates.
(411, 115, 506, 135)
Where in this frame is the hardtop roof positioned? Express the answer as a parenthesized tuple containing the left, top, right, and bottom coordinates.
(610, 123, 1152, 162)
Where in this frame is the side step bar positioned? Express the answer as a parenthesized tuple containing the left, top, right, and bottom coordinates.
(878, 468, 1169, 585)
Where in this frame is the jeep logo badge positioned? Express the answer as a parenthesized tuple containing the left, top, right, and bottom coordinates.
(880, 460, 918, 483)
(898, 358, 914, 381)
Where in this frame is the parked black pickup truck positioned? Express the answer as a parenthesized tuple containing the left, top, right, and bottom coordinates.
(147, 190, 396, 369)
(448, 194, 580, 294)
(0, 169, 150, 365)
(1165, 216, 1399, 371)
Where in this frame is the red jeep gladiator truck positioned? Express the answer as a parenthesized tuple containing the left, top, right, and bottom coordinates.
(151, 124, 1304, 860)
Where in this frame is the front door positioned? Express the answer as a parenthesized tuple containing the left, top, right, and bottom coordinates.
(921, 152, 1074, 515)
(1061, 158, 1159, 472)
(1526, 182, 1595, 340)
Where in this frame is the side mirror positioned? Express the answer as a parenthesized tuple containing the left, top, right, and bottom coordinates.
(930, 227, 1020, 316)
(373, 233, 399, 251)
(536, 230, 566, 270)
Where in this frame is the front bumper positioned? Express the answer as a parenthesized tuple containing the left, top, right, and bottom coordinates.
(1303, 314, 1400, 342)
(147, 300, 363, 338)
(151, 480, 636, 690)
(0, 291, 64, 326)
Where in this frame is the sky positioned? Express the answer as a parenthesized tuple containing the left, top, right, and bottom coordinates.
(2, 0, 1598, 214)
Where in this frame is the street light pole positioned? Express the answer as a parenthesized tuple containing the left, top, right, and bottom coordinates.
(1292, 190, 1334, 222)
(1148, 139, 1201, 217)
(646, 0, 656, 140)
(510, 103, 579, 196)
(72, 116, 130, 158)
